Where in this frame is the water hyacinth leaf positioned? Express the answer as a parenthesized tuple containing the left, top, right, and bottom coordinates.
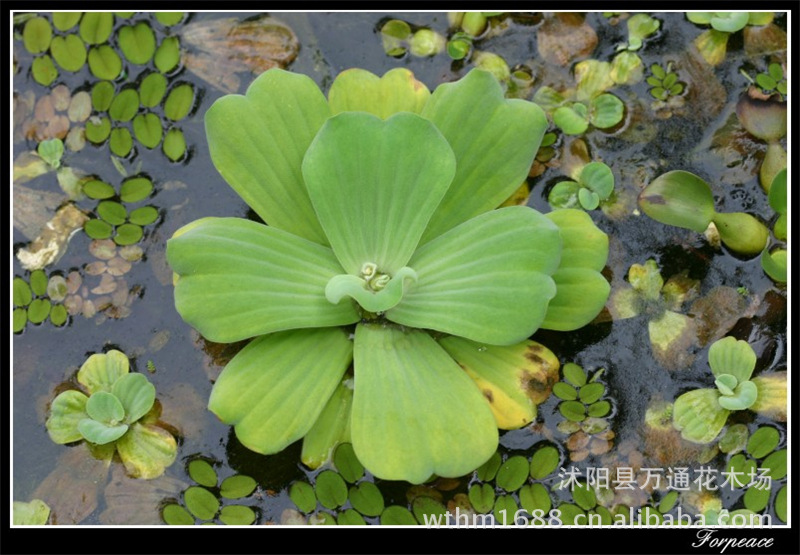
(563, 363, 587, 387)
(468, 483, 495, 514)
(560, 400, 586, 421)
(53, 12, 82, 31)
(86, 116, 111, 143)
(519, 483, 551, 515)
(708, 336, 756, 383)
(761, 249, 787, 283)
(118, 22, 156, 64)
(13, 308, 27, 333)
(80, 12, 113, 44)
(328, 68, 430, 119)
(219, 505, 256, 525)
(208, 328, 352, 453)
(717, 380, 757, 411)
(188, 459, 217, 488)
(389, 207, 559, 345)
(129, 206, 158, 226)
(46, 390, 89, 443)
(77, 350, 129, 394)
(746, 427, 779, 459)
(412, 496, 447, 524)
(548, 181, 580, 208)
(132, 113, 163, 148)
(439, 336, 559, 429)
(120, 176, 153, 203)
(77, 418, 128, 444)
(476, 451, 501, 481)
(139, 73, 168, 107)
(109, 89, 139, 122)
(639, 171, 715, 233)
(154, 36, 181, 73)
(589, 93, 624, 129)
(84, 219, 113, 239)
(112, 373, 156, 423)
(88, 45, 122, 80)
(50, 304, 68, 326)
(333, 443, 364, 484)
(97, 201, 127, 225)
(206, 69, 330, 244)
(13, 500, 51, 525)
(493, 495, 518, 525)
(162, 128, 186, 161)
(184, 486, 219, 520)
(578, 188, 600, 210)
(711, 212, 769, 256)
(109, 128, 133, 157)
(155, 12, 184, 26)
(762, 449, 787, 480)
(530, 445, 560, 479)
(85, 391, 125, 423)
(420, 69, 548, 241)
(301, 380, 353, 469)
(220, 475, 257, 499)
(23, 16, 52, 53)
(673, 388, 729, 444)
(92, 81, 115, 111)
(496, 456, 529, 492)
(115, 422, 177, 479)
(348, 482, 384, 517)
(303, 112, 454, 276)
(32, 56, 58, 86)
(553, 106, 589, 135)
(289, 482, 316, 514)
(50, 34, 87, 72)
(168, 218, 359, 342)
(315, 470, 348, 510)
(164, 84, 194, 121)
(27, 298, 51, 324)
(13, 277, 32, 307)
(351, 325, 498, 483)
(380, 506, 417, 525)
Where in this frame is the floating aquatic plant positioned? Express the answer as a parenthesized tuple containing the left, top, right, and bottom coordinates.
(166, 67, 610, 483)
(760, 168, 787, 282)
(13, 269, 68, 332)
(548, 161, 615, 211)
(45, 350, 177, 479)
(686, 12, 777, 66)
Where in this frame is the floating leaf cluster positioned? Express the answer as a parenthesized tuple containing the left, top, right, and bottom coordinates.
(82, 175, 159, 245)
(548, 161, 615, 211)
(13, 269, 69, 332)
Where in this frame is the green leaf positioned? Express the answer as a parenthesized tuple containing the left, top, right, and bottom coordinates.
(328, 68, 430, 119)
(79, 12, 113, 44)
(27, 298, 51, 324)
(50, 34, 87, 72)
(109, 89, 139, 122)
(208, 328, 353, 453)
(420, 69, 548, 242)
(775, 485, 787, 523)
(46, 390, 89, 444)
(496, 456, 529, 492)
(709, 12, 749, 33)
(476, 451, 501, 481)
(23, 16, 52, 54)
(83, 179, 116, 200)
(77, 418, 128, 444)
(572, 481, 596, 510)
(119, 176, 153, 203)
(761, 249, 787, 282)
(743, 486, 770, 513)
(184, 486, 219, 520)
(548, 181, 580, 209)
(31, 56, 58, 86)
(533, 86, 566, 113)
(112, 373, 156, 423)
(708, 336, 756, 383)
(301, 380, 353, 469)
(493, 495, 519, 525)
(639, 171, 716, 233)
(563, 363, 587, 387)
(162, 128, 186, 161)
(348, 482, 384, 517)
(351, 324, 498, 483)
(762, 449, 787, 480)
(114, 223, 143, 245)
(380, 506, 417, 525)
(589, 93, 625, 129)
(289, 482, 317, 513)
(85, 116, 111, 143)
(13, 308, 27, 333)
(712, 212, 769, 256)
(91, 81, 115, 111)
(220, 475, 257, 499)
(77, 350, 129, 394)
(559, 400, 586, 421)
(109, 128, 133, 157)
(715, 374, 738, 396)
(205, 68, 331, 244)
(84, 219, 113, 239)
(687, 12, 713, 24)
(219, 505, 256, 525)
(628, 13, 660, 43)
(578, 188, 600, 210)
(128, 206, 158, 226)
(412, 496, 447, 524)
(155, 12, 184, 26)
(610, 51, 643, 84)
(388, 207, 559, 345)
(154, 36, 180, 73)
(673, 388, 729, 444)
(303, 111, 455, 276)
(575, 60, 615, 101)
(188, 459, 218, 487)
(719, 423, 749, 454)
(115, 422, 177, 479)
(579, 162, 614, 199)
(553, 105, 589, 135)
(717, 380, 758, 411)
(333, 443, 364, 484)
(746, 426, 779, 459)
(164, 84, 194, 121)
(97, 200, 127, 225)
(519, 483, 551, 515)
(132, 113, 162, 148)
(530, 445, 560, 480)
(579, 383, 605, 404)
(53, 13, 82, 31)
(315, 470, 348, 510)
(756, 73, 776, 91)
(468, 483, 495, 514)
(336, 508, 366, 525)
(50, 304, 68, 326)
(768, 168, 787, 215)
(85, 391, 125, 423)
(167, 218, 359, 342)
(28, 270, 46, 295)
(139, 72, 168, 107)
(13, 277, 32, 307)
(553, 382, 578, 401)
(13, 500, 51, 526)
(587, 400, 611, 417)
(694, 29, 730, 66)
(88, 45, 122, 80)
(118, 22, 156, 65)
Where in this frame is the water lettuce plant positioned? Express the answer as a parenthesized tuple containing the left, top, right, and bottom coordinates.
(673, 337, 787, 444)
(45, 350, 177, 478)
(166, 67, 610, 483)
(548, 161, 615, 211)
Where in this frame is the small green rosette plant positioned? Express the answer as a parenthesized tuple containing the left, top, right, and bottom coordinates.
(167, 67, 610, 483)
(45, 350, 177, 479)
